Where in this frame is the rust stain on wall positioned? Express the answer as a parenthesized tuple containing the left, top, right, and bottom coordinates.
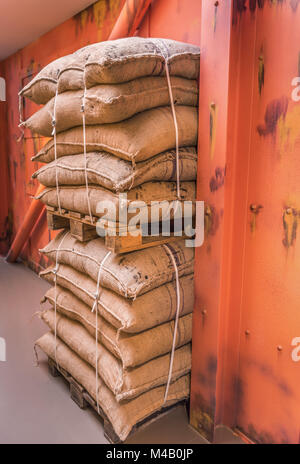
(209, 167, 226, 193)
(257, 96, 289, 136)
(282, 207, 298, 248)
(278, 104, 300, 157)
(205, 205, 220, 236)
(213, 2, 219, 33)
(233, 0, 247, 25)
(74, 4, 96, 34)
(190, 356, 218, 441)
(233, 0, 265, 25)
(250, 204, 263, 233)
(209, 102, 217, 159)
(73, 0, 116, 39)
(190, 402, 214, 441)
(269, 0, 285, 7)
(94, 1, 110, 40)
(0, 214, 13, 245)
(258, 50, 264, 95)
(250, 0, 266, 12)
(290, 0, 300, 12)
(241, 424, 283, 444)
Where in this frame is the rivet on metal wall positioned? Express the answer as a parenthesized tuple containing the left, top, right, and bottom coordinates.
(286, 207, 293, 215)
(202, 309, 207, 316)
(245, 329, 250, 336)
(250, 204, 263, 214)
(277, 345, 283, 352)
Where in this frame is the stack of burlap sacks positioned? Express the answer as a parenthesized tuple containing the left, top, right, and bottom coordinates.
(37, 233, 195, 441)
(24, 38, 199, 216)
(20, 37, 200, 442)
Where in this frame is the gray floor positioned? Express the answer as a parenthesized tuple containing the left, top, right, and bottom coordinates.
(0, 258, 211, 445)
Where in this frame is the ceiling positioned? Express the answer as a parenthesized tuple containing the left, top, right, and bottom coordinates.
(0, 0, 96, 61)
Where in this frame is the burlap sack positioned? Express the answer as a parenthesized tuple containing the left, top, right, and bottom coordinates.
(32, 149, 197, 192)
(58, 37, 200, 93)
(32, 106, 198, 164)
(41, 266, 194, 333)
(36, 181, 195, 222)
(41, 293, 192, 368)
(40, 232, 194, 298)
(25, 77, 198, 137)
(19, 54, 73, 104)
(21, 38, 199, 106)
(36, 332, 190, 441)
(40, 308, 191, 401)
(20, 44, 97, 104)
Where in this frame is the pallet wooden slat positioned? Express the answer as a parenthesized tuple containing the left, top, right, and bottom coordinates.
(46, 207, 191, 253)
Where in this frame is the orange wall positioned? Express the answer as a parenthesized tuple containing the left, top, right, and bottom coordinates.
(190, 0, 300, 444)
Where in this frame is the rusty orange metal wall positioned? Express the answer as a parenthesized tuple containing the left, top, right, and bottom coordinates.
(2, 0, 300, 446)
(191, 0, 300, 445)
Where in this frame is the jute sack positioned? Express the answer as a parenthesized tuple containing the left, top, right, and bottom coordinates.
(58, 37, 200, 94)
(40, 232, 194, 298)
(21, 38, 199, 106)
(19, 44, 99, 104)
(36, 181, 195, 222)
(40, 308, 191, 401)
(32, 149, 197, 192)
(36, 333, 190, 441)
(42, 295, 192, 367)
(32, 106, 198, 164)
(40, 267, 194, 333)
(19, 54, 74, 104)
(24, 77, 198, 137)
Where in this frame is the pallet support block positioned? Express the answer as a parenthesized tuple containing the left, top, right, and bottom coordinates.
(47, 212, 70, 231)
(70, 219, 99, 242)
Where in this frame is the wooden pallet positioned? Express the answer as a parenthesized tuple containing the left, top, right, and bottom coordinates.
(47, 206, 191, 253)
(48, 357, 188, 444)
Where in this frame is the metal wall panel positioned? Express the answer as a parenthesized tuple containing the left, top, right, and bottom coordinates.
(232, 1, 300, 444)
(190, 0, 300, 444)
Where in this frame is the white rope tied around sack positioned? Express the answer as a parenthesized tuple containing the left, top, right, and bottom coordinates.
(17, 94, 25, 142)
(81, 86, 94, 224)
(151, 39, 181, 201)
(163, 244, 182, 404)
(52, 88, 62, 214)
(18, 94, 23, 125)
(53, 231, 70, 368)
(91, 251, 112, 414)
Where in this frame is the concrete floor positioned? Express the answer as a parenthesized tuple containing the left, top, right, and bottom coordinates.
(0, 258, 205, 444)
(0, 258, 242, 445)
